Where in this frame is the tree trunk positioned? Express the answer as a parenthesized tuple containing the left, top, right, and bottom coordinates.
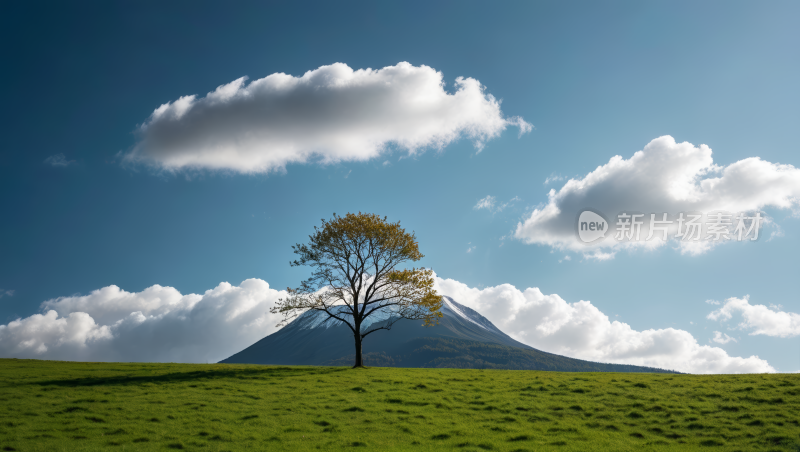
(353, 334, 363, 368)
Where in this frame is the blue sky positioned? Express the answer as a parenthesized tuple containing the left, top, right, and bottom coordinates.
(1, 1, 799, 372)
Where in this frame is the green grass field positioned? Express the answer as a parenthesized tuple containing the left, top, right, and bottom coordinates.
(0, 359, 798, 451)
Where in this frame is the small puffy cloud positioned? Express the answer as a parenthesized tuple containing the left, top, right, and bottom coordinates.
(44, 154, 74, 167)
(126, 62, 531, 174)
(515, 136, 800, 256)
(474, 195, 496, 211)
(768, 224, 785, 241)
(434, 276, 775, 373)
(707, 295, 800, 338)
(711, 331, 737, 344)
(706, 299, 721, 305)
(500, 196, 521, 211)
(474, 195, 520, 213)
(0, 280, 285, 363)
(507, 117, 534, 137)
(0, 290, 14, 299)
(544, 173, 564, 185)
(583, 251, 616, 261)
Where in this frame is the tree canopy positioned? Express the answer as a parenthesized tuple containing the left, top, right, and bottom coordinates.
(271, 212, 443, 367)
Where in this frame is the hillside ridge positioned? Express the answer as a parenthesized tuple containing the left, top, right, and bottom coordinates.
(221, 296, 676, 373)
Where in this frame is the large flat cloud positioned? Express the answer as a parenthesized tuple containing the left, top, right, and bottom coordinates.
(0, 277, 774, 373)
(708, 296, 800, 338)
(434, 276, 775, 374)
(515, 136, 800, 258)
(125, 62, 531, 173)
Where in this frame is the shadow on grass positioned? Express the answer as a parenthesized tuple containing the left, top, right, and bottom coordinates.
(30, 366, 348, 388)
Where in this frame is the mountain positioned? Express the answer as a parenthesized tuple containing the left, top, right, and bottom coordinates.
(221, 296, 675, 373)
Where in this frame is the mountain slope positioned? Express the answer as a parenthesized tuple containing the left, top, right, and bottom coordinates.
(221, 297, 675, 373)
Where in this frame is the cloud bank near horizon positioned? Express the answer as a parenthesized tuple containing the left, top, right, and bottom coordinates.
(514, 135, 800, 259)
(0, 280, 285, 363)
(126, 62, 531, 173)
(434, 277, 775, 374)
(0, 277, 779, 373)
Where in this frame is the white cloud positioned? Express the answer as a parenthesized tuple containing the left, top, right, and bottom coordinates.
(707, 295, 800, 338)
(515, 136, 800, 256)
(500, 196, 521, 212)
(769, 224, 785, 241)
(126, 62, 531, 174)
(44, 154, 74, 167)
(507, 117, 534, 137)
(705, 299, 721, 305)
(583, 251, 616, 261)
(474, 196, 496, 211)
(0, 279, 285, 363)
(0, 290, 14, 299)
(544, 173, 564, 185)
(711, 331, 737, 344)
(434, 276, 775, 373)
(473, 195, 520, 213)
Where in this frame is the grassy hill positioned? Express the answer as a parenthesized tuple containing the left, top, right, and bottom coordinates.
(0, 359, 798, 451)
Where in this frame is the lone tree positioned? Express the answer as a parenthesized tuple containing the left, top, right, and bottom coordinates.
(272, 212, 443, 368)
